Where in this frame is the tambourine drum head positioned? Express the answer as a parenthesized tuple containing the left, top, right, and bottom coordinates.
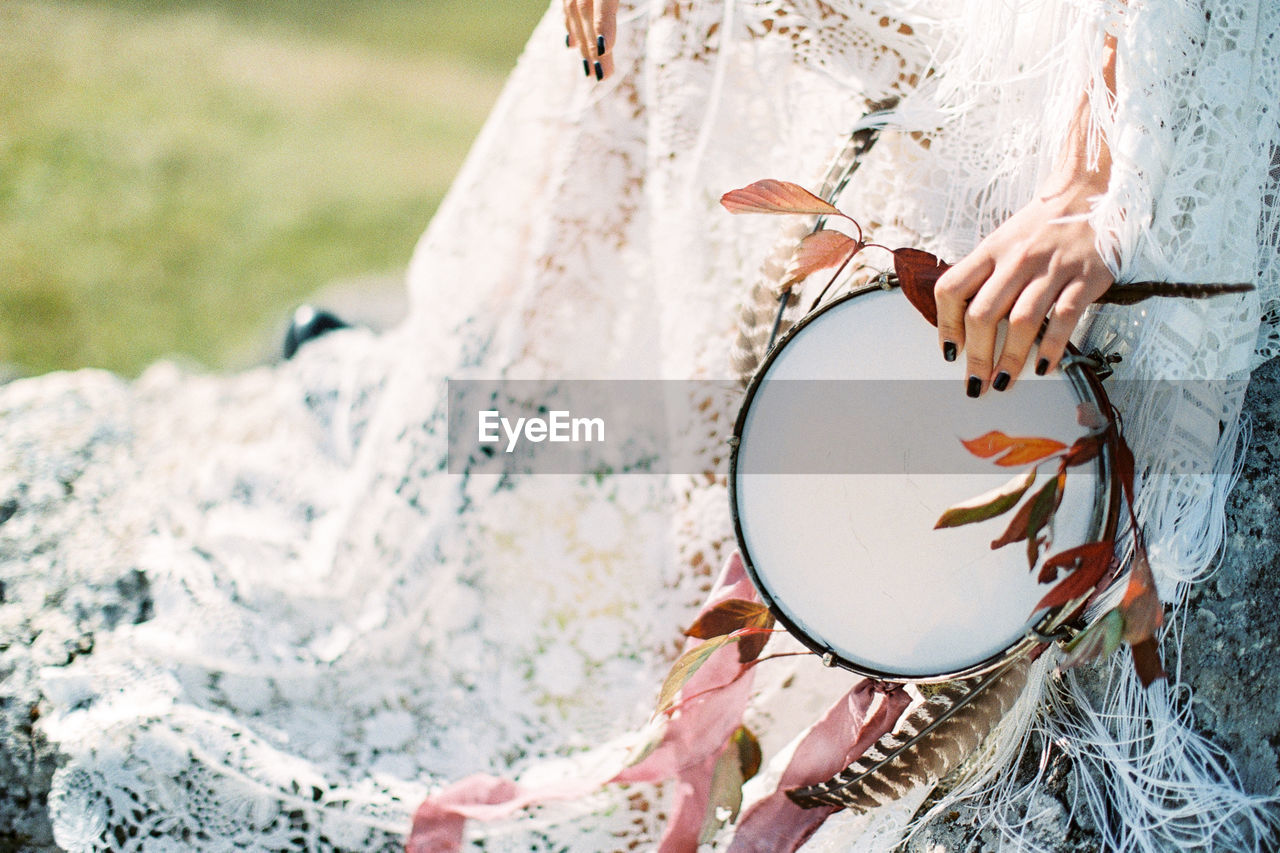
(732, 288, 1108, 680)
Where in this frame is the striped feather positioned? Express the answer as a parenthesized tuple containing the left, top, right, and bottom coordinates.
(786, 657, 1031, 812)
(1098, 281, 1254, 305)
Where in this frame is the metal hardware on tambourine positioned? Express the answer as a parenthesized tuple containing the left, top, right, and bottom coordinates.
(822, 651, 836, 668)
(1026, 623, 1080, 646)
(1060, 350, 1123, 381)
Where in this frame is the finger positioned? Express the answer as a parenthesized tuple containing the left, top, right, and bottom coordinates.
(963, 267, 1028, 397)
(574, 0, 596, 63)
(991, 276, 1061, 391)
(593, 0, 618, 80)
(595, 0, 618, 56)
(934, 253, 993, 363)
(1037, 280, 1092, 375)
(564, 0, 592, 69)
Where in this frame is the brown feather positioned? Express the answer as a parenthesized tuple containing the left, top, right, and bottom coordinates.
(786, 657, 1031, 812)
(1098, 281, 1253, 305)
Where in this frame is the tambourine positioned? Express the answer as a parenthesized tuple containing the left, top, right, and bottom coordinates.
(728, 283, 1121, 684)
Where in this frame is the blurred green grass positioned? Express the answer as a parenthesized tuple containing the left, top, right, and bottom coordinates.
(0, 0, 548, 377)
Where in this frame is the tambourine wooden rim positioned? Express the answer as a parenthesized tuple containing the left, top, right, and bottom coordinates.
(728, 282, 1123, 684)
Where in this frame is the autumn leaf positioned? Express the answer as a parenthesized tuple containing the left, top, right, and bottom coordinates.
(997, 438, 1070, 467)
(1036, 540, 1114, 584)
(686, 599, 774, 664)
(720, 180, 842, 216)
(1119, 548, 1164, 646)
(960, 431, 1067, 466)
(784, 229, 862, 285)
(1130, 638, 1167, 687)
(1060, 608, 1125, 669)
(1034, 540, 1114, 612)
(1061, 433, 1103, 468)
(991, 475, 1061, 552)
(657, 635, 736, 715)
(893, 247, 950, 327)
(686, 599, 771, 640)
(935, 468, 1037, 529)
(730, 725, 763, 782)
(1077, 401, 1109, 431)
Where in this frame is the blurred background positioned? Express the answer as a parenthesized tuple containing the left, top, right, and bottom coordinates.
(1, 0, 548, 378)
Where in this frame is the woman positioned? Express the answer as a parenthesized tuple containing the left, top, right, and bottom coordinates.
(7, 0, 1277, 850)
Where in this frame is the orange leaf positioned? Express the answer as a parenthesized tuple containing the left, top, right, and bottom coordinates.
(720, 180, 841, 216)
(1119, 547, 1164, 645)
(893, 247, 950, 327)
(960, 432, 1067, 467)
(995, 437, 1069, 467)
(961, 431, 1019, 459)
(784, 229, 861, 285)
(935, 468, 1036, 529)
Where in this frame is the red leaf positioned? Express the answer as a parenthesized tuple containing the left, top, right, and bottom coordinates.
(1061, 433, 1103, 468)
(1034, 541, 1113, 612)
(935, 468, 1037, 529)
(720, 180, 841, 216)
(960, 431, 1067, 466)
(784, 229, 861, 285)
(893, 247, 950, 326)
(685, 599, 771, 640)
(1130, 638, 1168, 686)
(1060, 608, 1125, 669)
(1115, 429, 1137, 507)
(1036, 540, 1114, 584)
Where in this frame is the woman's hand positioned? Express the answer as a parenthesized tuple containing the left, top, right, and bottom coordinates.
(936, 33, 1118, 397)
(933, 164, 1113, 396)
(564, 0, 619, 81)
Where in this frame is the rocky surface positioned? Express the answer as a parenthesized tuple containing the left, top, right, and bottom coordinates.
(1, 357, 1278, 851)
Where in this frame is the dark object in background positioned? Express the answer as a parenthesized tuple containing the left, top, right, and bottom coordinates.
(282, 306, 350, 359)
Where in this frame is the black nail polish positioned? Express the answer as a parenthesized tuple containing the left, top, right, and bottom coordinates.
(583, 59, 591, 76)
(966, 376, 981, 398)
(597, 35, 606, 55)
(993, 371, 1010, 392)
(566, 33, 571, 47)
(942, 341, 957, 362)
(594, 61, 603, 80)
(1035, 358, 1049, 376)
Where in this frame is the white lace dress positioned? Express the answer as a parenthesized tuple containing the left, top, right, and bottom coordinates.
(3, 0, 1278, 850)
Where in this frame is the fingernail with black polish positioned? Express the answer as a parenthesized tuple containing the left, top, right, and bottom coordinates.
(993, 371, 1010, 392)
(966, 376, 981, 398)
(583, 59, 591, 76)
(942, 341, 957, 362)
(566, 34, 571, 47)
(594, 61, 603, 80)
(1035, 358, 1049, 376)
(597, 35, 606, 55)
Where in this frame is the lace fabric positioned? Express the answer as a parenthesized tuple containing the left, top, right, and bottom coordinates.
(3, 0, 1277, 850)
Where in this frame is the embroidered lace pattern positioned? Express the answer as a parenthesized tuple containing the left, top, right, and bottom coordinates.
(3, 0, 1275, 850)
